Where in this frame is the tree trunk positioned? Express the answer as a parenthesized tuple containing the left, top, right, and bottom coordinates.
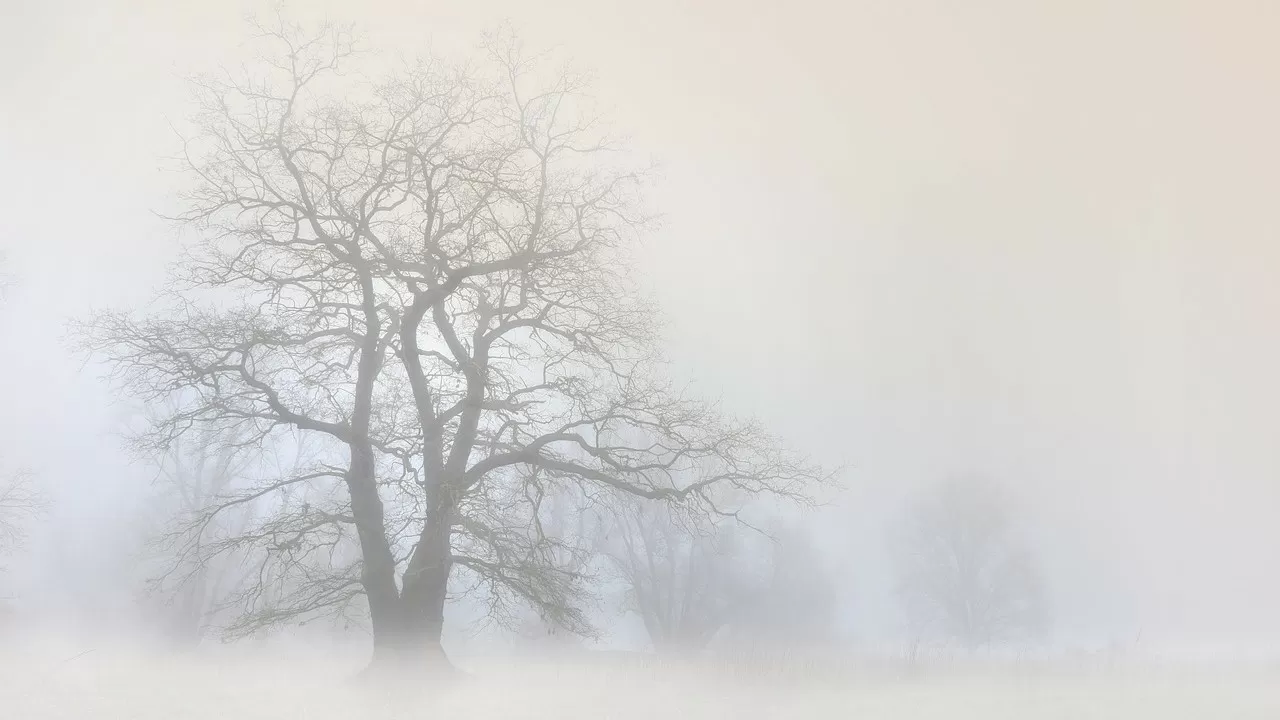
(170, 570, 208, 648)
(354, 486, 456, 676)
(363, 617, 452, 673)
(345, 441, 409, 665)
(391, 492, 454, 668)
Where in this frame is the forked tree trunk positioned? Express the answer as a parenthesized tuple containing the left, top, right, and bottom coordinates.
(357, 488, 456, 675)
(364, 613, 451, 673)
(383, 495, 454, 668)
(345, 441, 432, 672)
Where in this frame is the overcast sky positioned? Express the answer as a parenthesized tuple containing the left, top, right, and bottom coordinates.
(3, 0, 1280, 650)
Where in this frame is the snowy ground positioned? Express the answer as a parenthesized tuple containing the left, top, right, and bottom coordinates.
(2, 645, 1279, 719)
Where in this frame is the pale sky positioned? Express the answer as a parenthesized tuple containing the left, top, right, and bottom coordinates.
(3, 0, 1280, 650)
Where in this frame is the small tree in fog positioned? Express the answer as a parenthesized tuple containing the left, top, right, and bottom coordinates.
(80, 16, 829, 672)
(0, 470, 41, 628)
(600, 495, 764, 653)
(1, 262, 45, 584)
(891, 478, 1047, 651)
(719, 525, 838, 654)
(139, 420, 263, 647)
(511, 488, 598, 649)
(0, 471, 42, 571)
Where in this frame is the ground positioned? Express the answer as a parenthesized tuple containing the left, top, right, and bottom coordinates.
(2, 644, 1278, 719)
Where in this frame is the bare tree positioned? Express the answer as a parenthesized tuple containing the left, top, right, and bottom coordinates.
(0, 471, 41, 631)
(134, 415, 368, 645)
(0, 471, 41, 571)
(0, 251, 14, 299)
(510, 487, 598, 650)
(891, 477, 1048, 651)
(80, 16, 829, 673)
(717, 524, 838, 654)
(1, 259, 44, 587)
(138, 418, 265, 647)
(599, 494, 764, 654)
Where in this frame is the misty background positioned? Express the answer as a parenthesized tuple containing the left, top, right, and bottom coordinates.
(2, 0, 1279, 657)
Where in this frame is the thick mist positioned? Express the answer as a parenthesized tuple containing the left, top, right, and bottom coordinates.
(2, 0, 1280, 716)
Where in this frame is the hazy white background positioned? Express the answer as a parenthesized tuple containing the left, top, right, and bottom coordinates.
(3, 0, 1280, 654)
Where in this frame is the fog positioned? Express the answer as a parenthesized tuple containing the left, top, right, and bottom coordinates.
(2, 0, 1280, 715)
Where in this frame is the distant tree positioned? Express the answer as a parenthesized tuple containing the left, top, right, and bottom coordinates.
(891, 477, 1048, 651)
(0, 251, 13, 297)
(138, 420, 260, 647)
(510, 488, 598, 650)
(137, 416, 369, 645)
(0, 470, 41, 633)
(599, 494, 764, 654)
(1, 260, 45, 585)
(0, 471, 42, 572)
(718, 524, 838, 654)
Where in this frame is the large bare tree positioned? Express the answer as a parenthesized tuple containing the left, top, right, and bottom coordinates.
(81, 18, 827, 672)
(891, 477, 1048, 651)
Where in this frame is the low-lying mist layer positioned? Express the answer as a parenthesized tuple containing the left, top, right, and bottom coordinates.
(3, 644, 1278, 719)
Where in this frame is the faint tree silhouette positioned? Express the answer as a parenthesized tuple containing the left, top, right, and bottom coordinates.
(891, 477, 1048, 651)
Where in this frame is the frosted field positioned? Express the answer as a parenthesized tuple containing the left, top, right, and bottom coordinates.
(3, 646, 1279, 719)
